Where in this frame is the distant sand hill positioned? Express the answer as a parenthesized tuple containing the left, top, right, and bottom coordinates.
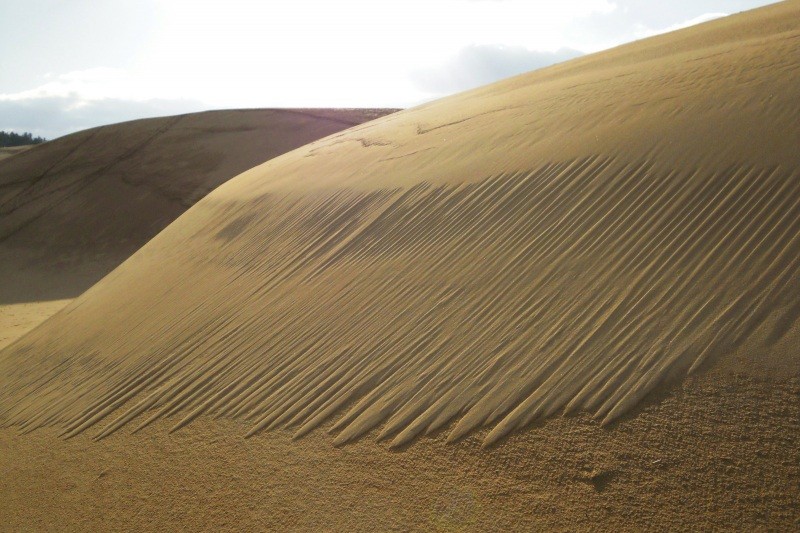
(0, 145, 33, 161)
(1, 2, 798, 531)
(0, 109, 396, 348)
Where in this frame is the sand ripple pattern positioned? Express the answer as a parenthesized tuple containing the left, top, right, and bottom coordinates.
(1, 155, 799, 447)
(2, 5, 799, 447)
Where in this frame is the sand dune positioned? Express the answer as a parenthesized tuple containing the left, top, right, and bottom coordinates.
(1, 108, 395, 256)
(1, 1, 799, 529)
(0, 146, 33, 161)
(0, 109, 395, 348)
(3, 1, 796, 445)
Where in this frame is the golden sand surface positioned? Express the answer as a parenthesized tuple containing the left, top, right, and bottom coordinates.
(1, 2, 799, 530)
(1, 371, 797, 531)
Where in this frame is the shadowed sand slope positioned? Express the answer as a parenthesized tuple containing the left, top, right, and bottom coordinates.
(0, 109, 396, 348)
(0, 108, 396, 257)
(1, 2, 799, 452)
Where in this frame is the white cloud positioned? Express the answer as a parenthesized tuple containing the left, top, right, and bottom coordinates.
(412, 45, 583, 95)
(133, 0, 616, 107)
(2, 1, 616, 122)
(0, 67, 195, 106)
(0, 94, 204, 139)
(0, 67, 207, 139)
(634, 12, 728, 39)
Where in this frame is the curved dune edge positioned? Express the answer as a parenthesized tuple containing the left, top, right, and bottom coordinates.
(0, 109, 396, 350)
(1, 2, 799, 448)
(0, 108, 397, 255)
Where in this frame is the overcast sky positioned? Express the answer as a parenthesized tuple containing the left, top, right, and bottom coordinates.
(0, 0, 779, 139)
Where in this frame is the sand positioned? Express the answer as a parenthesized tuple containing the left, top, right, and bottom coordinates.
(1, 1, 799, 530)
(0, 146, 33, 162)
(0, 300, 70, 351)
(0, 109, 396, 349)
(1, 374, 797, 531)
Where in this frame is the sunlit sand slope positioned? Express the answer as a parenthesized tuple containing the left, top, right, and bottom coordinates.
(1, 2, 798, 448)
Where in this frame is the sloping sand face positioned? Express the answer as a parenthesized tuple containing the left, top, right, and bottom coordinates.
(0, 109, 396, 348)
(0, 146, 32, 161)
(1, 2, 799, 529)
(0, 108, 395, 258)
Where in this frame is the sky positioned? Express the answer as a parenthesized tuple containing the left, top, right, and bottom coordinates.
(0, 0, 779, 139)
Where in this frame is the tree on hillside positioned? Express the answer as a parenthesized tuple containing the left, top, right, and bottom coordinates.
(0, 131, 47, 147)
